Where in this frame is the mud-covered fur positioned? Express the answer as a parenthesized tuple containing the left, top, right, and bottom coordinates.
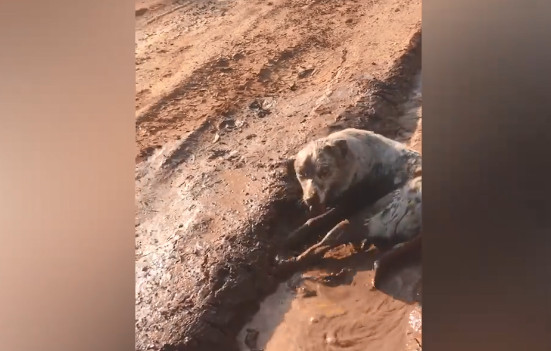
(363, 175, 422, 249)
(283, 174, 423, 274)
(292, 128, 422, 256)
(294, 128, 421, 211)
(305, 174, 422, 251)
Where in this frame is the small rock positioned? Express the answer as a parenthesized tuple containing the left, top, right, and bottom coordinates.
(261, 97, 276, 110)
(213, 133, 220, 143)
(218, 118, 236, 130)
(232, 52, 245, 60)
(298, 67, 315, 79)
(257, 109, 271, 118)
(214, 57, 230, 68)
(325, 334, 337, 345)
(249, 100, 262, 110)
(226, 150, 239, 160)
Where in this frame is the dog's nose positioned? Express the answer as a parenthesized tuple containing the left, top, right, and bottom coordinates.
(305, 193, 325, 213)
(304, 192, 319, 207)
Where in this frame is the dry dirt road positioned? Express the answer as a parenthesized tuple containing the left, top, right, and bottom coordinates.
(135, 0, 422, 350)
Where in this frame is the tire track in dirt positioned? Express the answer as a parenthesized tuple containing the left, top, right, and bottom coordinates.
(135, 0, 381, 162)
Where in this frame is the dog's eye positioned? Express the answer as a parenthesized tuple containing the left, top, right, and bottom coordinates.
(318, 168, 329, 178)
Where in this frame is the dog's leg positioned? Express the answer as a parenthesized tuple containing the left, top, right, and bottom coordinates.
(285, 176, 401, 250)
(278, 220, 350, 273)
(295, 220, 350, 262)
(366, 176, 422, 249)
(284, 208, 339, 249)
(373, 234, 422, 289)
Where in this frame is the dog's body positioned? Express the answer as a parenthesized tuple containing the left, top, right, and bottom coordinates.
(294, 128, 421, 212)
(293, 128, 422, 248)
(360, 175, 422, 249)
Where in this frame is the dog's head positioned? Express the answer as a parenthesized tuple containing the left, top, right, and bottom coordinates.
(293, 138, 354, 212)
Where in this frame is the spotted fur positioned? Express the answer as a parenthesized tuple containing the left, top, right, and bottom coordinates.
(294, 128, 421, 210)
(366, 175, 422, 248)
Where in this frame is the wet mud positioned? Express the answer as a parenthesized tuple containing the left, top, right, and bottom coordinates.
(233, 51, 422, 351)
(171, 45, 420, 350)
(135, 1, 422, 349)
(239, 273, 422, 351)
(238, 187, 422, 351)
(235, 57, 423, 351)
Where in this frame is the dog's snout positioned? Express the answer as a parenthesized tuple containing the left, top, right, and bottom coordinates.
(304, 192, 320, 208)
(302, 180, 328, 213)
(304, 192, 327, 213)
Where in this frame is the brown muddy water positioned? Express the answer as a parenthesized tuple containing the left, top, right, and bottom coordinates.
(237, 74, 422, 351)
(237, 249, 422, 351)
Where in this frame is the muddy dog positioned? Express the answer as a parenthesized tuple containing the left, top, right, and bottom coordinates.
(283, 128, 422, 288)
(293, 128, 421, 213)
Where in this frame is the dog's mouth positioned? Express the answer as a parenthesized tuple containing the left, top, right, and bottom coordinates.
(307, 201, 327, 215)
(305, 188, 334, 214)
(309, 204, 326, 212)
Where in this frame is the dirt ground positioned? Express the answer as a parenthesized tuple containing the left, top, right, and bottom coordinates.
(135, 0, 421, 350)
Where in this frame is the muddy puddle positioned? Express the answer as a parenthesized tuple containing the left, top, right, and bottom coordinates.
(237, 73, 422, 351)
(238, 248, 422, 351)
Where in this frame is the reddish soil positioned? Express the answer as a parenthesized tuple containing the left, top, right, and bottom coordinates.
(135, 1, 422, 350)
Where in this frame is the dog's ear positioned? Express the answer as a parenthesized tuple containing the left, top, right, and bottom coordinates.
(323, 139, 348, 158)
(334, 139, 349, 157)
(285, 157, 296, 176)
